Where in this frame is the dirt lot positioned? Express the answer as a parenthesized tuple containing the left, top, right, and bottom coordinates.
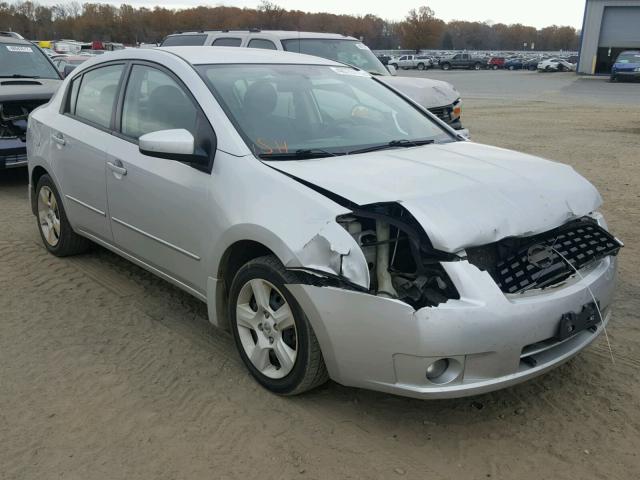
(1, 98, 639, 480)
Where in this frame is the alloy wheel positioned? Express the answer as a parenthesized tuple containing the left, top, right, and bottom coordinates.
(235, 278, 298, 379)
(38, 186, 61, 247)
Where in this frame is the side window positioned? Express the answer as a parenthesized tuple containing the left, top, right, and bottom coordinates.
(212, 38, 242, 47)
(247, 38, 277, 50)
(74, 64, 124, 128)
(65, 75, 81, 114)
(121, 64, 198, 140)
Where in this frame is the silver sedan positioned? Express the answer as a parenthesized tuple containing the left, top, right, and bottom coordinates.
(27, 47, 622, 398)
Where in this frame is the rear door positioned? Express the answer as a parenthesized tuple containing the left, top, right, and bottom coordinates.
(52, 62, 126, 242)
(105, 62, 215, 292)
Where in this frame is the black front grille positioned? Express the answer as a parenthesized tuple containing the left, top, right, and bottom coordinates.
(468, 219, 621, 294)
(428, 102, 458, 124)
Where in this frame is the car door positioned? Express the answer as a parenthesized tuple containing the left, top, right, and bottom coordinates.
(52, 62, 126, 242)
(105, 62, 215, 293)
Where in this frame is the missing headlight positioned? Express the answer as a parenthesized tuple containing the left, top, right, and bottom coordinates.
(337, 202, 459, 308)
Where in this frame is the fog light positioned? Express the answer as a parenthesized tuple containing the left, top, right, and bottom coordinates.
(425, 357, 463, 385)
(426, 358, 449, 380)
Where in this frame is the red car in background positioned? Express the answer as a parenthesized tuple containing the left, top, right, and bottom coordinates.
(488, 57, 506, 70)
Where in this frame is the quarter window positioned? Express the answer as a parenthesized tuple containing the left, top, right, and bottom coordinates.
(74, 64, 124, 128)
(247, 39, 277, 50)
(161, 34, 207, 46)
(212, 38, 242, 47)
(121, 65, 198, 139)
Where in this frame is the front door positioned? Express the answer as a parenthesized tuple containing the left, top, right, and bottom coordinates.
(105, 63, 214, 293)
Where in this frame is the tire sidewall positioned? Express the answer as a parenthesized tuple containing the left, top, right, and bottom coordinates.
(36, 175, 68, 255)
(228, 260, 313, 394)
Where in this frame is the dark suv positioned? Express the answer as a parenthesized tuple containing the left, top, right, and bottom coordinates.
(1, 34, 61, 169)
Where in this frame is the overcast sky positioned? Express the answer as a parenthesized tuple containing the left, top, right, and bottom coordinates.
(33, 0, 588, 29)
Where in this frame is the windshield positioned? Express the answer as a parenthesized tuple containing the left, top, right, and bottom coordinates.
(0, 43, 60, 79)
(197, 64, 453, 158)
(282, 39, 389, 76)
(616, 52, 640, 64)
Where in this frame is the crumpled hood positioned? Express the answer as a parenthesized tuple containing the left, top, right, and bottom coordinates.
(267, 142, 602, 253)
(377, 76, 460, 108)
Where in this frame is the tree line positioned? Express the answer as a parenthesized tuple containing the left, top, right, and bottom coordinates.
(0, 1, 580, 51)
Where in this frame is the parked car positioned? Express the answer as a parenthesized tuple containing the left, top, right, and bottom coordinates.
(610, 50, 640, 82)
(503, 58, 522, 70)
(0, 33, 62, 169)
(376, 54, 392, 66)
(438, 53, 485, 70)
(28, 47, 621, 399)
(51, 54, 89, 77)
(537, 58, 576, 72)
(161, 30, 466, 131)
(487, 56, 505, 70)
(389, 54, 432, 70)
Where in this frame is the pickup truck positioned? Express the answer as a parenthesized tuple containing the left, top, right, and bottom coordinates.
(389, 54, 432, 70)
(439, 53, 485, 71)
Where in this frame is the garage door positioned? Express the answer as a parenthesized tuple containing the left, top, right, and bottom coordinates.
(599, 6, 640, 47)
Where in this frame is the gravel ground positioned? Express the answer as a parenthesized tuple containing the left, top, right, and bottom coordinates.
(1, 94, 639, 479)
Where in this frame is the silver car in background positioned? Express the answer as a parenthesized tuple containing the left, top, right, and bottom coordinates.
(27, 47, 621, 399)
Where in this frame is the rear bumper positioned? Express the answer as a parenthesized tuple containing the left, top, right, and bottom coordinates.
(288, 255, 617, 399)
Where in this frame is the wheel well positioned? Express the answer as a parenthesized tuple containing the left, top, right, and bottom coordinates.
(30, 166, 48, 215)
(215, 240, 276, 330)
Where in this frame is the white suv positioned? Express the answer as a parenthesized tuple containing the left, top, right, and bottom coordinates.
(161, 30, 464, 131)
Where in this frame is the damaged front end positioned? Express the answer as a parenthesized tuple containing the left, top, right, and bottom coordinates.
(293, 202, 461, 309)
(0, 101, 43, 168)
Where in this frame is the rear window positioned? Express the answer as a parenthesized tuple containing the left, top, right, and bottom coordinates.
(212, 38, 242, 47)
(161, 35, 207, 47)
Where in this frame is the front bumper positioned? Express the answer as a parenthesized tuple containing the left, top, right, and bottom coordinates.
(1, 139, 27, 169)
(612, 70, 640, 80)
(288, 255, 617, 399)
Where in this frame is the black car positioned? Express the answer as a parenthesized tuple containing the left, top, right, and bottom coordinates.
(1, 33, 61, 169)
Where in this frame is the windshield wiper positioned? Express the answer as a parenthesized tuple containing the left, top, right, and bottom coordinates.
(0, 74, 41, 79)
(348, 139, 435, 155)
(259, 148, 344, 160)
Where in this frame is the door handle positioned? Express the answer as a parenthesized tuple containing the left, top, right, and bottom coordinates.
(51, 132, 66, 146)
(107, 161, 127, 176)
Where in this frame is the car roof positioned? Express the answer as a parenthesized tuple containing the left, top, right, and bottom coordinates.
(0, 35, 32, 45)
(157, 46, 343, 66)
(165, 30, 359, 42)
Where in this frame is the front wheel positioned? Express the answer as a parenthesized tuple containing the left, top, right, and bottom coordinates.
(441, 63, 451, 71)
(36, 174, 90, 256)
(229, 255, 328, 395)
(610, 75, 617, 82)
(474, 63, 481, 70)
(508, 65, 515, 71)
(417, 63, 425, 70)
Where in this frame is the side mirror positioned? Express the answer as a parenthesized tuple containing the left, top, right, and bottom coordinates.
(139, 129, 209, 166)
(386, 64, 397, 76)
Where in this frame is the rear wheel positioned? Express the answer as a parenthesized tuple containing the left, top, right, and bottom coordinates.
(508, 65, 515, 71)
(228, 255, 328, 395)
(36, 174, 90, 257)
(417, 63, 425, 70)
(473, 63, 481, 70)
(492, 64, 499, 70)
(441, 63, 451, 71)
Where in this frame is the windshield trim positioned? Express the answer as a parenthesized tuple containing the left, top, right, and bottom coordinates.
(194, 63, 458, 160)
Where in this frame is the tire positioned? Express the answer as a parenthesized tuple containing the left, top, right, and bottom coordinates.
(228, 255, 329, 395)
(417, 63, 425, 70)
(474, 63, 481, 70)
(441, 63, 451, 71)
(610, 75, 617, 82)
(508, 65, 515, 71)
(35, 174, 91, 257)
(492, 64, 499, 70)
